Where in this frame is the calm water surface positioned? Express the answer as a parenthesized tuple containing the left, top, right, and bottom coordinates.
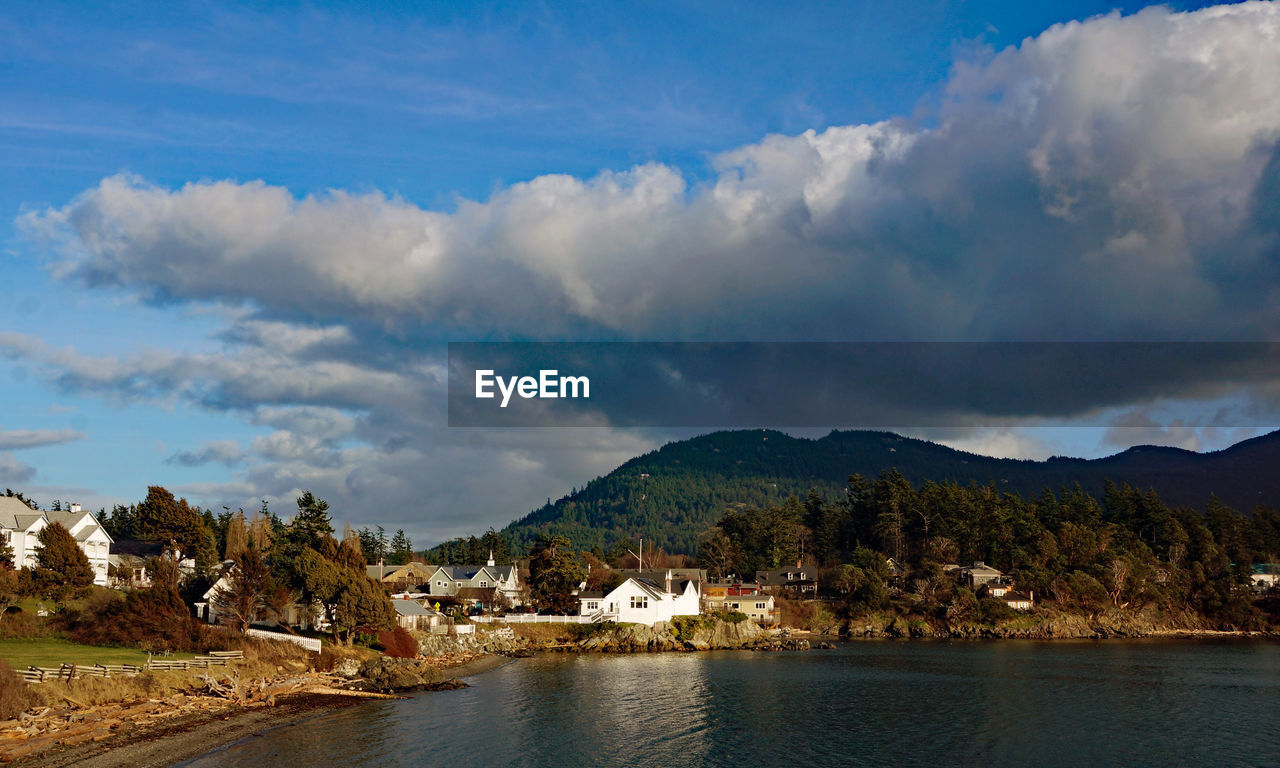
(182, 640, 1280, 767)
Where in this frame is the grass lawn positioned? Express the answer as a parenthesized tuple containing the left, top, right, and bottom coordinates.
(0, 638, 194, 669)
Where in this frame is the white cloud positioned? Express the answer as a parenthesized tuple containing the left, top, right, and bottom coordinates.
(0, 426, 85, 451)
(22, 3, 1280, 343)
(11, 2, 1280, 543)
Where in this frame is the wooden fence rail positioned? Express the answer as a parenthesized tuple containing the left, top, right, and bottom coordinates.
(18, 651, 244, 684)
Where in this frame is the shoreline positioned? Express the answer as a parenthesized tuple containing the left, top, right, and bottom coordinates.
(5, 654, 517, 768)
(7, 631, 1274, 766)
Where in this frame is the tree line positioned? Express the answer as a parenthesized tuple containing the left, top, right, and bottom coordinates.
(697, 471, 1280, 628)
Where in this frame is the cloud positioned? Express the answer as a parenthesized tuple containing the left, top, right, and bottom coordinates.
(0, 426, 85, 451)
(11, 2, 1280, 543)
(0, 454, 36, 485)
(166, 439, 246, 467)
(21, 3, 1280, 344)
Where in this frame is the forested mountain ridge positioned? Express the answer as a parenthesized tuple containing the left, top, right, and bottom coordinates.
(494, 429, 1280, 555)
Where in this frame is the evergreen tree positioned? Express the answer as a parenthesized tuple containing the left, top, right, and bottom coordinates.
(35, 522, 94, 593)
(527, 534, 584, 614)
(136, 486, 216, 567)
(388, 530, 413, 565)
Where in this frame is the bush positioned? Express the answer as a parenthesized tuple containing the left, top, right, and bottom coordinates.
(710, 610, 748, 624)
(60, 582, 208, 652)
(0, 659, 35, 719)
(566, 622, 609, 640)
(0, 611, 47, 640)
(670, 615, 712, 640)
(378, 626, 419, 658)
(978, 597, 1015, 623)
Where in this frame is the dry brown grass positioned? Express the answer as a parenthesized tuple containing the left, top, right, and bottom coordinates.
(0, 660, 36, 719)
(507, 623, 576, 643)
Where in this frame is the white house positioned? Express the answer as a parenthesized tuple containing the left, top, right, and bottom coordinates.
(578, 571, 701, 625)
(1251, 564, 1280, 592)
(0, 497, 113, 586)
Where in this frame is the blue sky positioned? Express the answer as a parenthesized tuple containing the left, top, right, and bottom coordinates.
(2, 0, 1277, 544)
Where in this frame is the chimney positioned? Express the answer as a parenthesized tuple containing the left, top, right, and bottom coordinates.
(70, 503, 82, 513)
(487, 550, 495, 567)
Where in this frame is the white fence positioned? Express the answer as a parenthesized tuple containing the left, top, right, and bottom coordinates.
(471, 614, 597, 624)
(428, 623, 475, 635)
(247, 627, 323, 653)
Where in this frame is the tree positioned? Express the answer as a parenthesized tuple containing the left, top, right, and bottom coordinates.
(358, 526, 386, 564)
(697, 529, 739, 580)
(0, 533, 12, 570)
(34, 522, 95, 595)
(388, 530, 413, 565)
(527, 534, 585, 614)
(211, 549, 272, 632)
(292, 492, 334, 548)
(224, 510, 250, 561)
(330, 570, 395, 643)
(248, 508, 273, 554)
(136, 486, 216, 568)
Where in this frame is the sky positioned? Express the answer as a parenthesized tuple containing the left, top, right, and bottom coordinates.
(2, 0, 1279, 546)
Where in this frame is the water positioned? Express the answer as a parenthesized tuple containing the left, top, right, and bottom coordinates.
(183, 640, 1280, 767)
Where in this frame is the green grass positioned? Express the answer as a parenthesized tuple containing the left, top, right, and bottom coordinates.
(0, 638, 194, 669)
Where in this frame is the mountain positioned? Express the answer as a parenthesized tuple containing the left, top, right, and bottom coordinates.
(497, 429, 1280, 555)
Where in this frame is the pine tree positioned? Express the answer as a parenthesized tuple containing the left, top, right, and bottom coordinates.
(527, 534, 585, 614)
(35, 522, 95, 592)
(388, 530, 412, 565)
(136, 486, 216, 567)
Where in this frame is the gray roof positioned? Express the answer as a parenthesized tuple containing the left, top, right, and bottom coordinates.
(0, 496, 41, 530)
(434, 564, 516, 582)
(392, 599, 435, 617)
(46, 509, 113, 544)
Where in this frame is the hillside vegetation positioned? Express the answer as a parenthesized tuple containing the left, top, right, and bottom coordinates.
(486, 429, 1280, 555)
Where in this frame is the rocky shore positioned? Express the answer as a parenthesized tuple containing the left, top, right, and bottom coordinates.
(837, 609, 1279, 640)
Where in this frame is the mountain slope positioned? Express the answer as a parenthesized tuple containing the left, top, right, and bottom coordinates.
(499, 429, 1280, 554)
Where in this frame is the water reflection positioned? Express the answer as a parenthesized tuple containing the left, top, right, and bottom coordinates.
(181, 640, 1280, 768)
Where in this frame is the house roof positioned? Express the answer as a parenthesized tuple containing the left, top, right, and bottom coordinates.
(0, 496, 44, 531)
(46, 509, 113, 544)
(392, 599, 435, 617)
(431, 564, 516, 582)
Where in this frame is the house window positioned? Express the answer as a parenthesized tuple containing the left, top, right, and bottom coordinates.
(756, 603, 766, 610)
(479, 581, 488, 588)
(730, 602, 740, 610)
(629, 596, 648, 609)
(586, 601, 599, 610)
